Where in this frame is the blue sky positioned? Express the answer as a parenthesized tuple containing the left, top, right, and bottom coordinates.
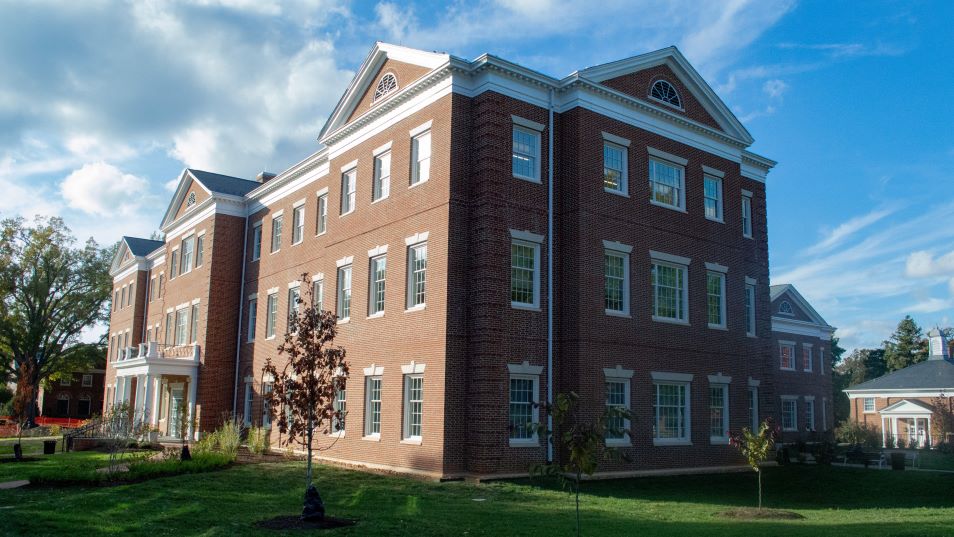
(1, 0, 951, 351)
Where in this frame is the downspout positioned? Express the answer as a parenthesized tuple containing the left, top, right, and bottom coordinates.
(547, 88, 555, 464)
(231, 213, 250, 416)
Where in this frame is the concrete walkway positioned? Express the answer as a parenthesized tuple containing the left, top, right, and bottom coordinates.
(0, 480, 29, 490)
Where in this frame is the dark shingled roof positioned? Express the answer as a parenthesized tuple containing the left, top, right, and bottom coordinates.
(123, 236, 164, 257)
(846, 359, 954, 392)
(189, 169, 260, 197)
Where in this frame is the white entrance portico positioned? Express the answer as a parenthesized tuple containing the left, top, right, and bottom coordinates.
(879, 399, 933, 448)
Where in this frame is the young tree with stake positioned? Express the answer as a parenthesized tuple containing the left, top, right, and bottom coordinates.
(730, 418, 779, 510)
(263, 273, 348, 522)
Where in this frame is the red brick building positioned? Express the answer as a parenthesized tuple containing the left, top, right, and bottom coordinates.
(39, 365, 106, 420)
(104, 42, 803, 478)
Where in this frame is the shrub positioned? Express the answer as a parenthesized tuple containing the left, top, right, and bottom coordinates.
(216, 420, 241, 459)
(48, 424, 61, 436)
(192, 431, 218, 457)
(247, 426, 268, 455)
(835, 421, 881, 448)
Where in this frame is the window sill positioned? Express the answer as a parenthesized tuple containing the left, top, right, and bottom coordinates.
(782, 428, 797, 433)
(405, 305, 426, 313)
(338, 318, 351, 325)
(707, 324, 727, 331)
(604, 187, 629, 198)
(653, 439, 692, 447)
(780, 367, 796, 371)
(511, 303, 542, 312)
(291, 240, 303, 247)
(269, 250, 280, 255)
(513, 173, 542, 184)
(605, 439, 631, 448)
(710, 437, 730, 445)
(315, 231, 327, 237)
(361, 434, 380, 442)
(605, 310, 631, 318)
(367, 312, 384, 320)
(652, 316, 689, 326)
(370, 195, 390, 205)
(265, 336, 276, 341)
(251, 258, 260, 263)
(401, 438, 422, 446)
(408, 178, 428, 189)
(743, 234, 754, 240)
(649, 199, 687, 213)
(328, 431, 345, 438)
(705, 217, 725, 224)
(747, 333, 757, 338)
(509, 439, 540, 448)
(340, 210, 355, 218)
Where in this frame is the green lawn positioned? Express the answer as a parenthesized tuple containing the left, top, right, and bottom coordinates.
(0, 458, 952, 536)
(0, 437, 62, 457)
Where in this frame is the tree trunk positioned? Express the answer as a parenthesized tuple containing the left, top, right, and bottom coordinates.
(757, 470, 762, 510)
(575, 471, 581, 537)
(306, 412, 313, 488)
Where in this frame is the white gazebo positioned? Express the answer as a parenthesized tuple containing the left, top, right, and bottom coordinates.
(879, 399, 933, 448)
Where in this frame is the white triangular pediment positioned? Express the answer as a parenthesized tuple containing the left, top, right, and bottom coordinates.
(770, 284, 831, 328)
(109, 239, 132, 276)
(159, 169, 213, 231)
(880, 399, 934, 415)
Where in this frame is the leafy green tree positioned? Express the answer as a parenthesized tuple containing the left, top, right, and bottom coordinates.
(830, 335, 846, 370)
(883, 315, 928, 371)
(0, 216, 112, 427)
(730, 419, 779, 510)
(833, 348, 885, 425)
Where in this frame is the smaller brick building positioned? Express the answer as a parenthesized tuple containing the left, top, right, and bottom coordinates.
(39, 365, 106, 420)
(845, 328, 954, 447)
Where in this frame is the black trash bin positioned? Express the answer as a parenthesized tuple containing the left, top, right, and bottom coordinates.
(890, 452, 906, 470)
(43, 440, 57, 455)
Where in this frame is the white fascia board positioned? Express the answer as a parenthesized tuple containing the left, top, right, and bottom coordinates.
(771, 317, 835, 339)
(248, 160, 330, 215)
(113, 262, 148, 281)
(845, 389, 954, 398)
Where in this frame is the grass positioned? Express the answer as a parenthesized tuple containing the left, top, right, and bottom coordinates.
(915, 450, 954, 471)
(0, 460, 952, 536)
(0, 437, 62, 457)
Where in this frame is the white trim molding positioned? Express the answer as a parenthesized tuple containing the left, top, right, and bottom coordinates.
(603, 365, 635, 379)
(707, 374, 732, 384)
(372, 141, 393, 156)
(601, 131, 631, 147)
(511, 115, 545, 132)
(510, 229, 545, 244)
(702, 165, 725, 178)
(704, 262, 728, 273)
(650, 250, 691, 266)
(363, 363, 384, 377)
(650, 371, 694, 382)
(401, 361, 426, 374)
(336, 256, 354, 268)
(367, 244, 389, 257)
(647, 146, 688, 166)
(603, 240, 633, 254)
(311, 272, 325, 282)
(405, 231, 429, 246)
(748, 377, 761, 387)
(508, 361, 544, 376)
(745, 276, 758, 286)
(339, 159, 358, 172)
(409, 120, 433, 137)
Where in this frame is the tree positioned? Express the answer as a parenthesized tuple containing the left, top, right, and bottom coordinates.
(263, 273, 348, 522)
(0, 216, 112, 427)
(833, 348, 885, 425)
(730, 418, 779, 510)
(830, 335, 846, 371)
(883, 315, 928, 371)
(531, 392, 630, 537)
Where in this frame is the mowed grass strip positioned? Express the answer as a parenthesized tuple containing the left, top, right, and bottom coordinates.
(0, 460, 952, 536)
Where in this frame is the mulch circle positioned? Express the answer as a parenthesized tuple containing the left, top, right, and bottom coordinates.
(716, 507, 804, 520)
(255, 516, 357, 531)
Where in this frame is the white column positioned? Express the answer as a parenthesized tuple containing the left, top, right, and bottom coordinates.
(150, 377, 161, 427)
(927, 416, 932, 447)
(892, 417, 899, 447)
(187, 373, 199, 440)
(881, 417, 887, 448)
(142, 374, 154, 426)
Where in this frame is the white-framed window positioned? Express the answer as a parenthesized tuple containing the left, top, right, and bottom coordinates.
(369, 255, 386, 316)
(313, 279, 324, 313)
(243, 382, 253, 426)
(270, 215, 283, 253)
(604, 377, 631, 445)
(170, 250, 179, 278)
(805, 398, 815, 431)
(779, 342, 796, 370)
(653, 381, 690, 444)
(195, 234, 204, 267)
(78, 394, 91, 416)
(649, 157, 685, 211)
(373, 73, 398, 102)
(174, 308, 189, 346)
(251, 222, 262, 261)
(265, 292, 278, 339)
(781, 398, 797, 431)
(165, 312, 173, 344)
(604, 248, 629, 315)
(803, 345, 814, 372)
(262, 382, 273, 428)
(181, 235, 195, 274)
(819, 349, 826, 374)
(373, 151, 391, 202)
(706, 270, 726, 329)
(340, 168, 356, 215)
(247, 296, 257, 342)
(316, 193, 328, 235)
(364, 376, 382, 437)
(403, 374, 424, 441)
(748, 386, 759, 431)
(745, 281, 756, 336)
(511, 237, 541, 310)
(331, 383, 346, 434)
(292, 204, 305, 245)
(742, 193, 753, 238)
(778, 300, 794, 315)
(60, 376, 71, 386)
(407, 242, 427, 309)
(337, 265, 352, 321)
(509, 374, 539, 445)
(822, 398, 828, 431)
(190, 304, 199, 344)
(710, 384, 729, 443)
(703, 175, 723, 221)
(120, 286, 127, 308)
(651, 261, 688, 323)
(863, 397, 875, 413)
(512, 125, 541, 182)
(411, 130, 431, 185)
(287, 285, 301, 330)
(82, 374, 93, 388)
(650, 79, 682, 108)
(603, 142, 627, 194)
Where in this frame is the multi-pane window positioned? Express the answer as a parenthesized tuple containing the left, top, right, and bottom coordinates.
(604, 251, 628, 314)
(407, 243, 427, 308)
(710, 384, 729, 442)
(165, 312, 173, 344)
(128, 283, 134, 306)
(509, 376, 537, 442)
(364, 376, 382, 436)
(181, 235, 195, 274)
(331, 384, 346, 434)
(403, 375, 423, 440)
(745, 282, 756, 336)
(748, 387, 759, 431)
(287, 286, 300, 330)
(652, 262, 687, 322)
(654, 382, 688, 442)
(704, 175, 723, 221)
(373, 151, 391, 201)
(603, 142, 626, 193)
(82, 374, 92, 387)
(805, 399, 815, 431)
(190, 304, 199, 344)
(265, 292, 278, 338)
(170, 250, 179, 278)
(262, 382, 272, 428)
(337, 265, 352, 320)
(114, 290, 119, 310)
(780, 342, 795, 370)
(803, 346, 813, 372)
(863, 397, 875, 412)
(369, 256, 386, 316)
(742, 194, 753, 238)
(649, 158, 684, 210)
(271, 215, 283, 253)
(411, 131, 431, 185)
(243, 383, 253, 426)
(512, 126, 540, 181)
(605, 379, 630, 442)
(251, 223, 262, 260)
(781, 399, 797, 431)
(247, 297, 257, 342)
(174, 308, 188, 346)
(120, 287, 126, 309)
(292, 205, 305, 244)
(706, 271, 726, 328)
(313, 279, 324, 312)
(340, 168, 356, 215)
(511, 240, 540, 308)
(316, 194, 328, 234)
(195, 234, 204, 267)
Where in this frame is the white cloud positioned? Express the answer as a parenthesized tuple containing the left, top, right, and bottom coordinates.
(804, 206, 899, 255)
(776, 41, 908, 59)
(905, 249, 954, 278)
(949, 277, 954, 296)
(762, 78, 788, 99)
(904, 298, 954, 314)
(375, 2, 417, 42)
(61, 162, 150, 217)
